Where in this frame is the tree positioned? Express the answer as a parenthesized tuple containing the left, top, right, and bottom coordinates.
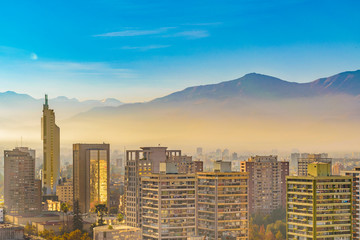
(73, 200, 83, 232)
(60, 202, 70, 233)
(94, 203, 107, 226)
(117, 213, 124, 223)
(275, 230, 284, 240)
(24, 223, 36, 235)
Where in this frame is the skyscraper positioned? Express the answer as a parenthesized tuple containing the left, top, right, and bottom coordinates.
(287, 162, 352, 239)
(240, 155, 289, 214)
(73, 143, 110, 213)
(41, 94, 60, 195)
(4, 147, 42, 216)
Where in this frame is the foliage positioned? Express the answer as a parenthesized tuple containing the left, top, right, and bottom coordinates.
(108, 225, 113, 229)
(117, 213, 124, 223)
(94, 203, 107, 226)
(73, 200, 83, 232)
(24, 223, 36, 235)
(40, 229, 91, 240)
(249, 207, 286, 240)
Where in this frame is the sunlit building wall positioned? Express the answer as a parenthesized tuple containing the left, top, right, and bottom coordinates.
(287, 162, 352, 239)
(342, 167, 360, 240)
(4, 147, 42, 216)
(41, 94, 60, 195)
(297, 153, 331, 176)
(125, 147, 181, 228)
(141, 167, 196, 239)
(196, 161, 249, 240)
(73, 143, 110, 213)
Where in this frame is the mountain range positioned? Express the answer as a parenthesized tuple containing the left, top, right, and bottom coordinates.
(2, 69, 360, 152)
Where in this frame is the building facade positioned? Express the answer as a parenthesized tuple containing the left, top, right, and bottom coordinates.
(93, 225, 141, 240)
(141, 168, 196, 239)
(342, 166, 360, 240)
(196, 162, 249, 240)
(125, 147, 181, 228)
(240, 155, 289, 214)
(73, 143, 110, 213)
(287, 162, 352, 239)
(4, 147, 42, 216)
(56, 179, 73, 206)
(42, 94, 60, 195)
(297, 153, 331, 176)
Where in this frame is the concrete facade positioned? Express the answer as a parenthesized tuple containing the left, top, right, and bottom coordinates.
(4, 147, 42, 216)
(240, 155, 289, 214)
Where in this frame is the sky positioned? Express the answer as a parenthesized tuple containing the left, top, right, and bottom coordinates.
(0, 0, 359, 102)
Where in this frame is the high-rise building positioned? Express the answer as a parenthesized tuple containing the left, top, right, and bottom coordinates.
(287, 162, 352, 239)
(4, 147, 42, 216)
(240, 155, 289, 214)
(73, 143, 110, 213)
(332, 162, 345, 175)
(196, 147, 203, 156)
(42, 94, 60, 195)
(125, 147, 181, 228)
(342, 166, 360, 240)
(196, 161, 249, 240)
(297, 153, 331, 176)
(141, 163, 196, 239)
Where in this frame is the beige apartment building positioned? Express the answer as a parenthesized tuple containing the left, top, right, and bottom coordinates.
(73, 143, 110, 213)
(287, 162, 352, 239)
(42, 94, 60, 195)
(4, 147, 42, 216)
(196, 161, 249, 240)
(125, 147, 181, 228)
(240, 155, 289, 214)
(56, 179, 73, 206)
(141, 163, 196, 240)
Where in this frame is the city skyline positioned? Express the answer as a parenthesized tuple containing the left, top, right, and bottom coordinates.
(0, 0, 359, 101)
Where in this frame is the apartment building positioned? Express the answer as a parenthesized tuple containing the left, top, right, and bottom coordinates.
(141, 163, 196, 240)
(287, 162, 352, 239)
(240, 155, 289, 214)
(196, 161, 249, 240)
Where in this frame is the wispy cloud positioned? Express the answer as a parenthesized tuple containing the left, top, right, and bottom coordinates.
(182, 22, 222, 26)
(170, 30, 210, 39)
(121, 45, 171, 51)
(94, 27, 174, 37)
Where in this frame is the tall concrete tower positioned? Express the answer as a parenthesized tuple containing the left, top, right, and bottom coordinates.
(41, 94, 60, 195)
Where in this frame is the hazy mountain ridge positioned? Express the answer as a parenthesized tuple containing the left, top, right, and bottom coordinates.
(151, 70, 360, 103)
(2, 70, 360, 152)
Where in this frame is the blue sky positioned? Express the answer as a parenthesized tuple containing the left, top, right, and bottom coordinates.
(0, 0, 359, 101)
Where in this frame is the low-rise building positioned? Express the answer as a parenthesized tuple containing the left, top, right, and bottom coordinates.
(0, 224, 24, 240)
(93, 225, 141, 240)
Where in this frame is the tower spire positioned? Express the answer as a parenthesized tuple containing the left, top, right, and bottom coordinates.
(45, 94, 48, 107)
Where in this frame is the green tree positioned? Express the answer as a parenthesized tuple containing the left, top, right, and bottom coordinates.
(73, 200, 83, 232)
(24, 223, 36, 235)
(94, 203, 107, 226)
(117, 213, 124, 223)
(60, 202, 70, 233)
